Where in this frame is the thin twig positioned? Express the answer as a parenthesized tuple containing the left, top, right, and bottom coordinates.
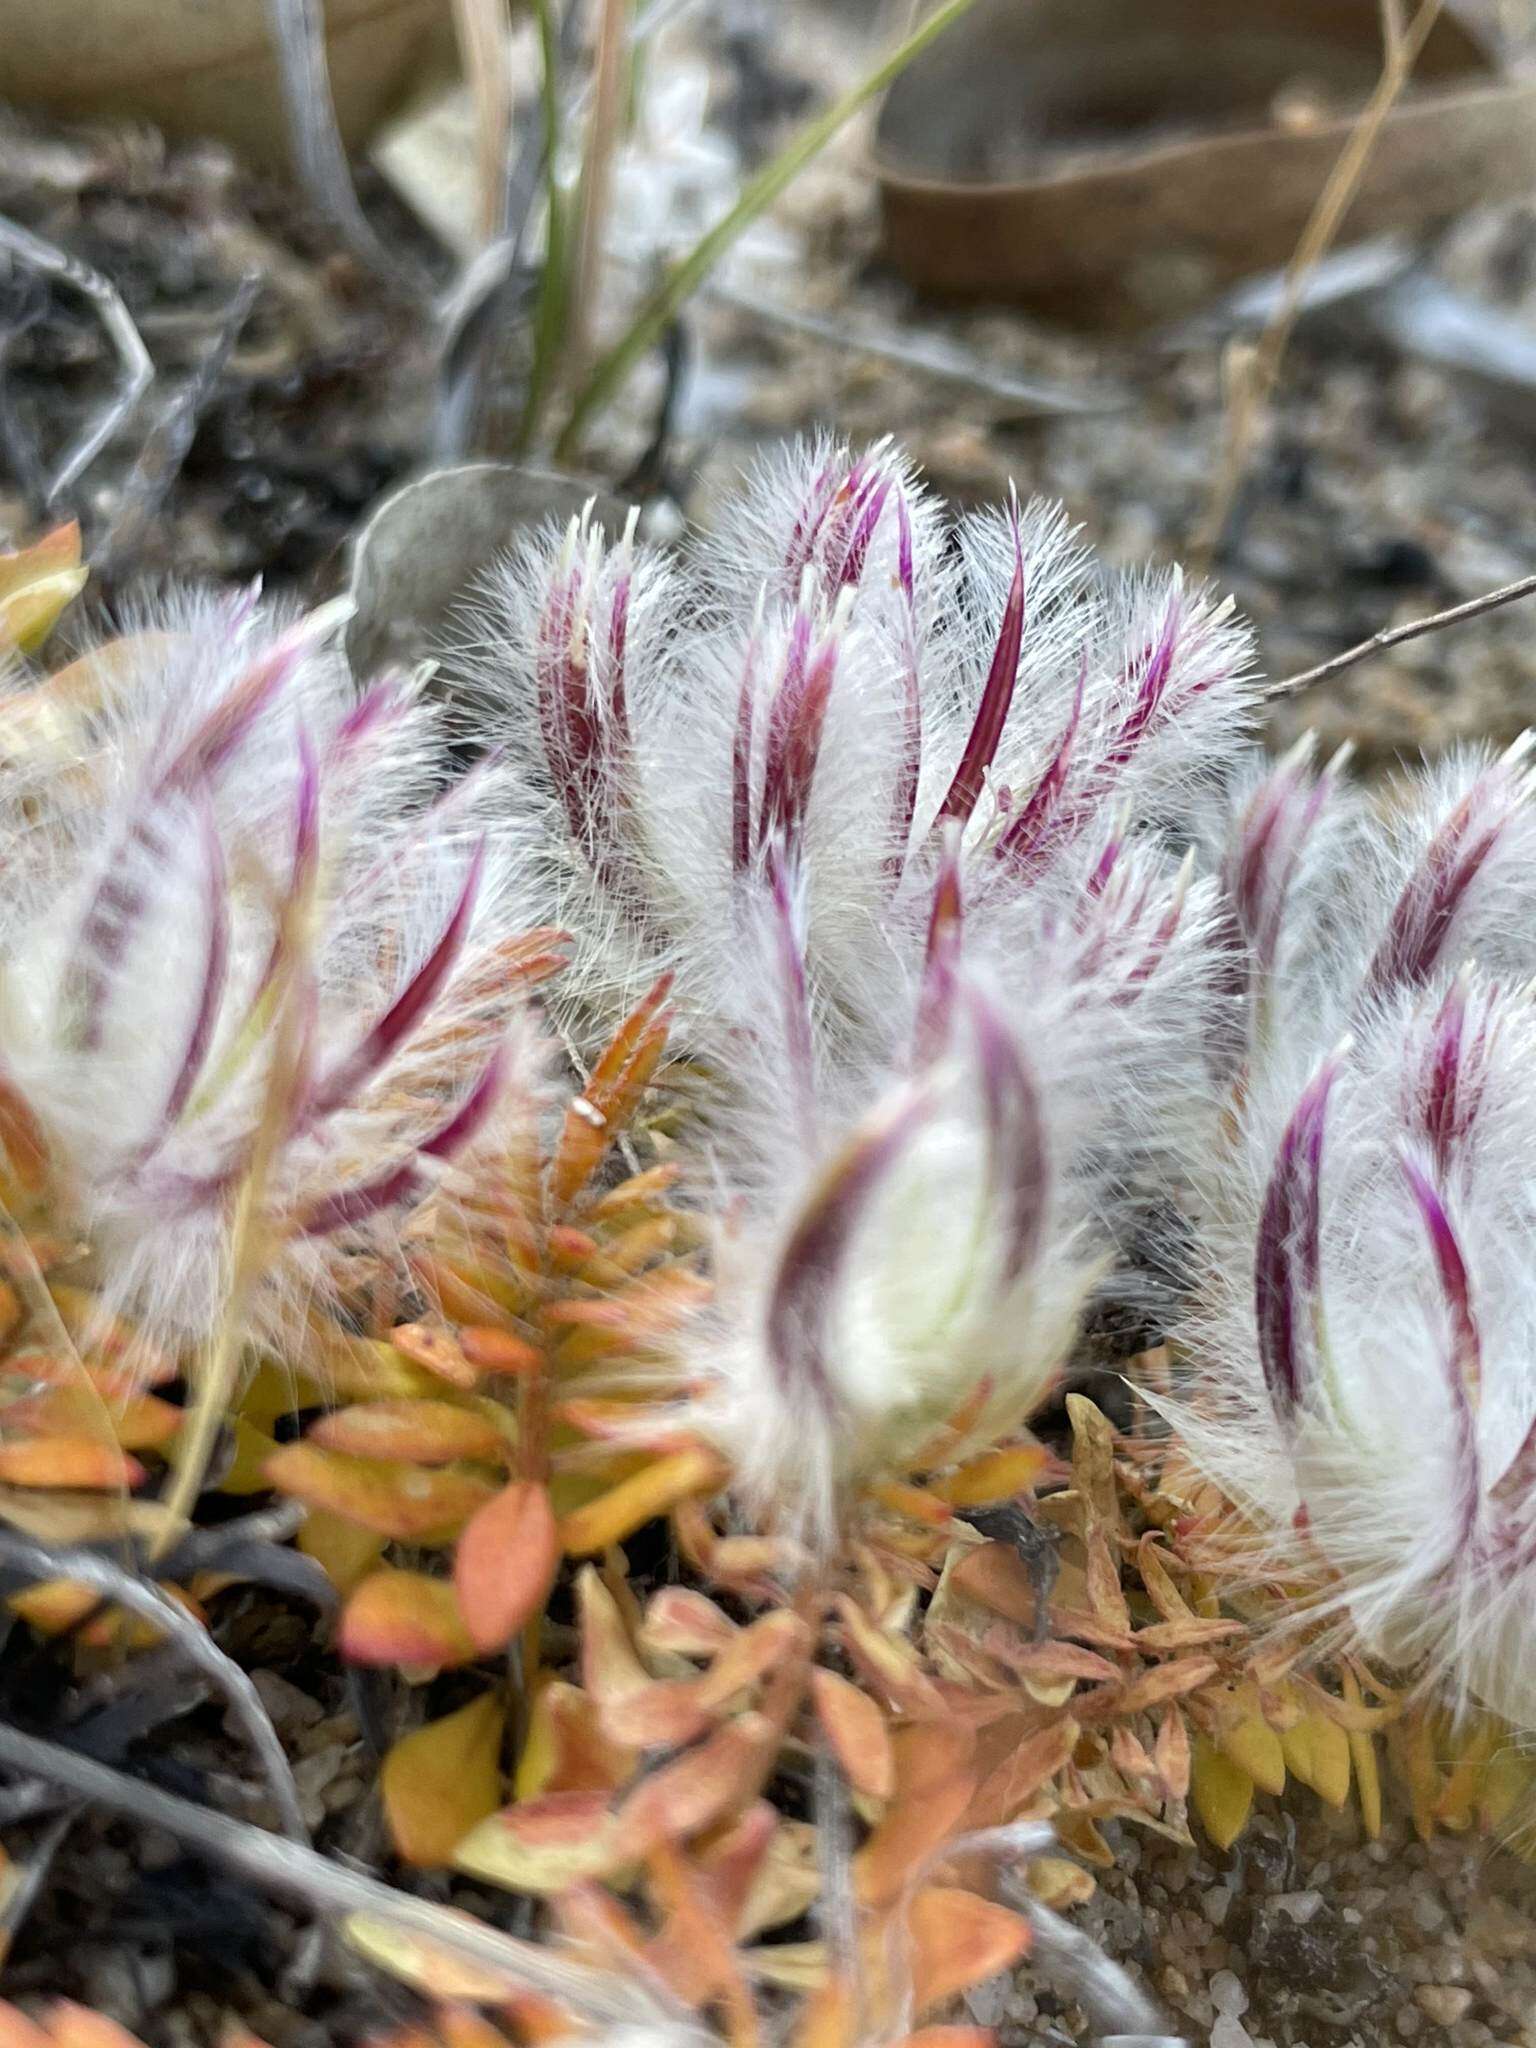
(1268, 570, 1536, 697)
(0, 213, 152, 506)
(708, 278, 1127, 416)
(0, 1529, 308, 1843)
(1191, 0, 1444, 566)
(263, 0, 429, 301)
(0, 1722, 680, 2027)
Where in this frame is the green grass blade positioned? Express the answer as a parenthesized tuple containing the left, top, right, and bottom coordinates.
(552, 0, 979, 463)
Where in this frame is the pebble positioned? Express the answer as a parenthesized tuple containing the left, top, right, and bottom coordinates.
(1416, 1986, 1476, 2026)
(1273, 1890, 1325, 1923)
(1212, 2017, 1256, 2048)
(1212, 1970, 1251, 2018)
(1203, 1883, 1235, 1927)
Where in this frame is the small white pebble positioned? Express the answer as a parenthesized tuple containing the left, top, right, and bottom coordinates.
(1416, 1986, 1475, 2026)
(1203, 1883, 1234, 1927)
(1273, 1890, 1325, 1923)
(1211, 2017, 1255, 2048)
(1211, 1970, 1250, 2019)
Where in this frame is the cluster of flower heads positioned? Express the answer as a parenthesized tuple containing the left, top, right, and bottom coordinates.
(1173, 732, 1536, 1740)
(0, 592, 544, 1354)
(6, 438, 1533, 1749)
(469, 436, 1259, 1537)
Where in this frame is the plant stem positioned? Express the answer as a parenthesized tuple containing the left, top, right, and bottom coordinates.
(1268, 570, 1536, 698)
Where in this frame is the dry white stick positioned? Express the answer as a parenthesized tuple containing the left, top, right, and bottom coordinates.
(0, 213, 152, 504)
(0, 1721, 679, 2028)
(0, 1528, 308, 1845)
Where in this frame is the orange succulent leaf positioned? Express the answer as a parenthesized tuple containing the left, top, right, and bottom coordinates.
(0, 523, 87, 654)
(904, 1887, 1031, 2016)
(454, 1789, 626, 1894)
(930, 1444, 1051, 1508)
(33, 2005, 145, 2048)
(264, 1442, 495, 1542)
(459, 1327, 543, 1378)
(834, 1594, 944, 1715)
(966, 1716, 1079, 1833)
(576, 1563, 652, 1705)
(0, 1385, 181, 1453)
(308, 1400, 509, 1466)
(297, 1508, 387, 1595)
(640, 1586, 739, 1658)
(383, 1692, 506, 1868)
(0, 1440, 143, 1490)
(552, 977, 672, 1207)
(615, 1712, 770, 1856)
(388, 1323, 481, 1390)
(696, 1611, 812, 1712)
(596, 1676, 714, 1753)
(558, 1444, 725, 1557)
(339, 1569, 477, 1670)
(454, 1479, 561, 1656)
(810, 1667, 895, 1801)
(513, 1679, 630, 1801)
(856, 1722, 977, 1908)
(0, 1081, 50, 1194)
(894, 2032, 998, 2048)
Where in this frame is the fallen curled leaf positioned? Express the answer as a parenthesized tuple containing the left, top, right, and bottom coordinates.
(905, 1886, 1031, 2015)
(265, 1443, 495, 1542)
(1025, 1856, 1096, 1908)
(339, 1569, 476, 1669)
(308, 1400, 508, 1466)
(810, 1667, 896, 1802)
(382, 1692, 506, 1868)
(1155, 1705, 1192, 1803)
(1076, 1655, 1219, 1721)
(454, 1789, 625, 1893)
(454, 1478, 560, 1654)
